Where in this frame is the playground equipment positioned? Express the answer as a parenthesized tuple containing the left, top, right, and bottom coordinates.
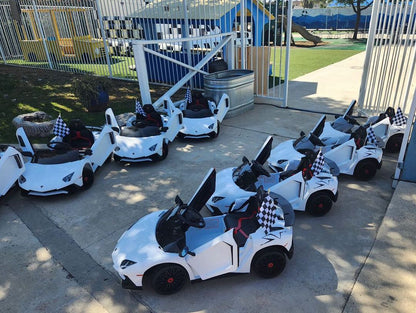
(14, 4, 104, 62)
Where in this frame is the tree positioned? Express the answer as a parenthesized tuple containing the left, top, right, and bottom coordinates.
(334, 0, 373, 39)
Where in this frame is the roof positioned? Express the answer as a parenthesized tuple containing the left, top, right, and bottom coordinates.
(131, 0, 273, 20)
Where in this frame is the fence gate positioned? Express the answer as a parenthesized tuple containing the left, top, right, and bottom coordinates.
(0, 0, 291, 105)
(358, 0, 416, 115)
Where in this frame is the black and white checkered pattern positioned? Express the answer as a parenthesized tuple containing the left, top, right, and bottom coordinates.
(392, 107, 407, 126)
(53, 115, 70, 138)
(185, 87, 192, 104)
(257, 195, 278, 234)
(366, 126, 377, 145)
(311, 150, 325, 176)
(135, 100, 146, 117)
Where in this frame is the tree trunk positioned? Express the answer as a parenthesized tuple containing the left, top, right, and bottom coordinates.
(353, 10, 361, 40)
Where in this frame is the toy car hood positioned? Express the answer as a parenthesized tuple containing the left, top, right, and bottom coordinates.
(113, 211, 167, 269)
(180, 116, 217, 137)
(114, 135, 164, 159)
(19, 160, 87, 193)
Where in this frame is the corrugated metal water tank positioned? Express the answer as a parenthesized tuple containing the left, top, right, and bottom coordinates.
(204, 70, 254, 118)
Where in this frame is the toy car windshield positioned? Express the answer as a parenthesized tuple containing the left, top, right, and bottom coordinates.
(232, 158, 257, 191)
(155, 205, 186, 253)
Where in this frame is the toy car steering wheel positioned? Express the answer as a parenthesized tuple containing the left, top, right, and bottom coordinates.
(344, 115, 359, 125)
(47, 141, 72, 151)
(179, 207, 205, 228)
(309, 133, 325, 146)
(251, 160, 271, 177)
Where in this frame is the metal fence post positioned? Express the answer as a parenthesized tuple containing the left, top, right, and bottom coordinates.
(240, 0, 246, 69)
(32, 0, 52, 69)
(0, 39, 6, 63)
(95, 0, 113, 79)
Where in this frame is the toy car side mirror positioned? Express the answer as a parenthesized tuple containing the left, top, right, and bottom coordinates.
(179, 246, 195, 257)
(175, 195, 183, 206)
(300, 131, 305, 137)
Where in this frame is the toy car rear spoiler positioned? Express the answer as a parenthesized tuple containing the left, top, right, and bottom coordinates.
(188, 168, 216, 212)
(254, 136, 273, 165)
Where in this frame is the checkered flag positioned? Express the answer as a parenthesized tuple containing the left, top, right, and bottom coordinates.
(392, 107, 407, 126)
(185, 86, 192, 104)
(257, 195, 278, 234)
(53, 115, 70, 138)
(366, 126, 377, 145)
(135, 99, 146, 117)
(311, 150, 325, 176)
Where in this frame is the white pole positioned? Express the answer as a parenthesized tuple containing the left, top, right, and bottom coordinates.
(132, 42, 152, 105)
(283, 0, 293, 108)
(358, 0, 381, 111)
(182, 0, 193, 88)
(32, 0, 52, 69)
(95, 0, 113, 78)
(240, 0, 246, 68)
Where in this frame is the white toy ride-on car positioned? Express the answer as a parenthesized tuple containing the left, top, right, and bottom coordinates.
(0, 146, 25, 198)
(206, 136, 338, 217)
(175, 91, 230, 139)
(16, 119, 116, 196)
(320, 100, 406, 153)
(112, 168, 294, 295)
(105, 100, 183, 162)
(268, 115, 383, 181)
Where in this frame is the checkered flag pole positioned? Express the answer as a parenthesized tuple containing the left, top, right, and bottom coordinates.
(392, 107, 407, 126)
(366, 126, 377, 145)
(185, 86, 192, 104)
(257, 195, 278, 234)
(135, 99, 146, 117)
(53, 114, 70, 138)
(311, 150, 325, 176)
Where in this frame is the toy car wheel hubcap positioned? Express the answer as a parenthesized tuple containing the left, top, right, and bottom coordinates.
(267, 262, 274, 268)
(167, 277, 174, 283)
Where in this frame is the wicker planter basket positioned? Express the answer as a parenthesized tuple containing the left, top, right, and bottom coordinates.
(12, 111, 56, 137)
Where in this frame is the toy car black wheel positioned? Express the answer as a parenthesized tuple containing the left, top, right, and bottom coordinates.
(209, 123, 220, 138)
(354, 159, 378, 181)
(81, 167, 94, 190)
(151, 142, 169, 161)
(113, 154, 121, 162)
(151, 264, 188, 295)
(306, 191, 333, 216)
(252, 248, 286, 278)
(385, 133, 403, 153)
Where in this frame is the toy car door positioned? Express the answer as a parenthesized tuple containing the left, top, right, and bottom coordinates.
(216, 94, 230, 123)
(16, 127, 35, 157)
(88, 125, 116, 171)
(0, 147, 25, 196)
(324, 139, 356, 173)
(185, 229, 238, 280)
(269, 171, 305, 212)
(163, 105, 183, 142)
(371, 117, 390, 146)
(104, 108, 120, 134)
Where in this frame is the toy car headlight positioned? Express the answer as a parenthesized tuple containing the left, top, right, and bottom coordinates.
(62, 172, 74, 182)
(277, 159, 288, 164)
(18, 175, 26, 184)
(211, 196, 225, 203)
(208, 123, 215, 130)
(114, 146, 120, 151)
(149, 144, 157, 152)
(120, 259, 137, 269)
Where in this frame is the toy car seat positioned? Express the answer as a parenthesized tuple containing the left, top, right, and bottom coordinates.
(350, 126, 367, 149)
(143, 104, 163, 127)
(385, 107, 395, 124)
(183, 92, 213, 118)
(63, 119, 95, 149)
(224, 189, 266, 247)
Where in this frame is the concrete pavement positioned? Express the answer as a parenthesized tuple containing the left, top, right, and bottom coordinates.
(1, 51, 415, 313)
